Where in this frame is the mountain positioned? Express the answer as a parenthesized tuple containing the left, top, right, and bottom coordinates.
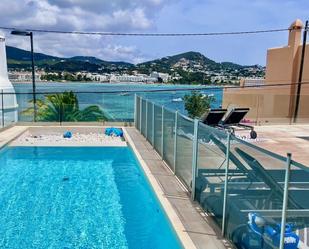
(137, 51, 215, 71)
(136, 51, 245, 74)
(69, 56, 104, 65)
(47, 60, 101, 72)
(69, 56, 133, 67)
(5, 46, 133, 71)
(6, 46, 59, 61)
(5, 46, 264, 83)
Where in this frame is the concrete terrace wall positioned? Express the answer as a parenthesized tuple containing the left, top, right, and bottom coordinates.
(222, 19, 309, 124)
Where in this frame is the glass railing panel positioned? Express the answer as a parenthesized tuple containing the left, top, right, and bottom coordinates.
(226, 135, 287, 248)
(16, 91, 119, 123)
(140, 99, 147, 136)
(0, 91, 18, 127)
(163, 108, 176, 171)
(143, 88, 223, 116)
(175, 114, 194, 190)
(16, 92, 35, 122)
(195, 123, 228, 226)
(146, 101, 153, 144)
(256, 93, 293, 124)
(296, 93, 309, 123)
(100, 92, 134, 122)
(61, 102, 106, 124)
(16, 92, 61, 123)
(223, 92, 293, 125)
(222, 88, 309, 125)
(153, 104, 163, 156)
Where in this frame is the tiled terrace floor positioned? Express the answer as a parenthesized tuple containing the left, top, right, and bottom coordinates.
(124, 127, 231, 249)
(239, 124, 309, 166)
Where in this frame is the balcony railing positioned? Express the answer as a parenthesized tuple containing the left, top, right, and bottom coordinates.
(135, 95, 309, 249)
(0, 83, 308, 128)
(0, 87, 223, 127)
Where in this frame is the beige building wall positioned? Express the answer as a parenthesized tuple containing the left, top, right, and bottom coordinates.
(222, 19, 309, 124)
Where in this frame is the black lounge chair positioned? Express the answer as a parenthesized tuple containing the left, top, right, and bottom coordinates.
(195, 134, 256, 200)
(201, 109, 227, 126)
(235, 147, 301, 209)
(219, 108, 257, 139)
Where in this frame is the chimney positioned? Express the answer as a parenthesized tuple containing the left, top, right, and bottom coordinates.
(288, 19, 303, 56)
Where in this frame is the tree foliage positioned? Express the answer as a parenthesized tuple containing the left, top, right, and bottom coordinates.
(23, 91, 107, 122)
(183, 91, 214, 119)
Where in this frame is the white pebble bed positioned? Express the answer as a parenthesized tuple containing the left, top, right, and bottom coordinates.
(11, 132, 127, 147)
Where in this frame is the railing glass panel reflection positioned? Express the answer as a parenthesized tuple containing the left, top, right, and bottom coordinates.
(135, 95, 309, 249)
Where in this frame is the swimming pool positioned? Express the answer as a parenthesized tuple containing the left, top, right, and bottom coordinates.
(0, 146, 182, 249)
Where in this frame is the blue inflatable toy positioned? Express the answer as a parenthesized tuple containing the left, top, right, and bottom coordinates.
(105, 127, 123, 137)
(63, 131, 72, 138)
(238, 213, 300, 249)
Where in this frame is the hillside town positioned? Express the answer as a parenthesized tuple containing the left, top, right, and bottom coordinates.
(7, 48, 265, 85)
(8, 63, 265, 85)
(8, 70, 172, 83)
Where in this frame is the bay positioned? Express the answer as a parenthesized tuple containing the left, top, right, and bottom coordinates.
(13, 82, 223, 121)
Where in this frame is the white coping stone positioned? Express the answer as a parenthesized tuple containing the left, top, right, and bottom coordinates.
(10, 130, 127, 147)
(0, 126, 28, 148)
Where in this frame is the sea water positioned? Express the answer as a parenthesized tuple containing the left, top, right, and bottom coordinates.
(13, 82, 223, 121)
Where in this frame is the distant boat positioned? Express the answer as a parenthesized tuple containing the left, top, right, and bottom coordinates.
(172, 97, 183, 102)
(202, 93, 215, 98)
(119, 92, 130, 96)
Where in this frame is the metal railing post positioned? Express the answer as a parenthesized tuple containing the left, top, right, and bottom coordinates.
(279, 153, 292, 249)
(1, 90, 4, 128)
(173, 111, 178, 174)
(191, 119, 199, 200)
(145, 101, 148, 139)
(161, 106, 164, 157)
(152, 102, 155, 146)
(59, 103, 62, 126)
(134, 94, 137, 128)
(139, 97, 142, 132)
(222, 132, 231, 236)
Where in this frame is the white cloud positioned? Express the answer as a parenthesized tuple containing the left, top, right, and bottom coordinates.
(0, 0, 176, 63)
(2, 0, 307, 65)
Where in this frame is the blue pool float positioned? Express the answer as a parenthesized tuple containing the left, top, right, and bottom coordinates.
(238, 213, 300, 249)
(63, 131, 72, 138)
(105, 127, 123, 137)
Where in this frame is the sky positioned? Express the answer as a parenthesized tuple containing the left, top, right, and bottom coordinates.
(0, 0, 308, 65)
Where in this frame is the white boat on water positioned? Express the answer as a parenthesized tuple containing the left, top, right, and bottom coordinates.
(202, 93, 215, 98)
(119, 92, 130, 96)
(172, 98, 183, 102)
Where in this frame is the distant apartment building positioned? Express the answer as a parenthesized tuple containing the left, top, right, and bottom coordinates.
(150, 72, 170, 82)
(223, 19, 309, 123)
(239, 78, 265, 87)
(109, 73, 158, 83)
(8, 70, 43, 82)
(85, 73, 109, 82)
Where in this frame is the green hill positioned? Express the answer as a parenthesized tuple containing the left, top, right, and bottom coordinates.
(5, 46, 264, 84)
(5, 46, 133, 71)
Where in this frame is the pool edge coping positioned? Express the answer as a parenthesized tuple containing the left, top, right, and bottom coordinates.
(0, 126, 29, 150)
(123, 127, 197, 249)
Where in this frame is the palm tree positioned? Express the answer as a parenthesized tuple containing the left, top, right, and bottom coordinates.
(23, 91, 107, 122)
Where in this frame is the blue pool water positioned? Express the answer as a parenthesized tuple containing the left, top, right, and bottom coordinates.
(0, 146, 182, 249)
